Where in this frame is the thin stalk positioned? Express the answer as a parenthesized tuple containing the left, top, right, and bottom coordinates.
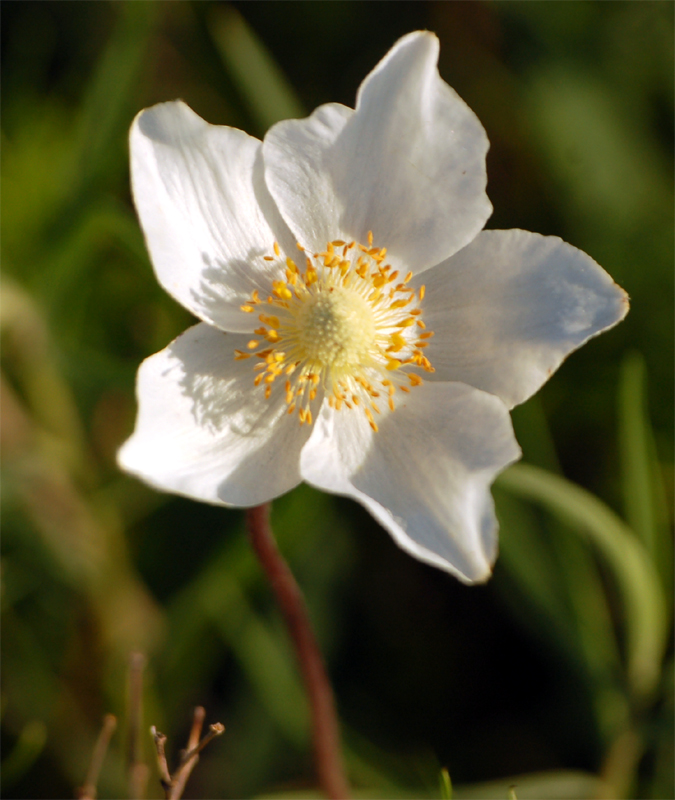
(78, 714, 117, 800)
(245, 503, 350, 800)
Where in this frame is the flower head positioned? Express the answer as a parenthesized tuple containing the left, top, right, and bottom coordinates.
(119, 31, 628, 583)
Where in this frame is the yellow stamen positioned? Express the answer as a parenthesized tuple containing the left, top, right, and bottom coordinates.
(236, 235, 435, 430)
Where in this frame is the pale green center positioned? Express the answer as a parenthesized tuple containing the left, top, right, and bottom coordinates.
(296, 287, 377, 369)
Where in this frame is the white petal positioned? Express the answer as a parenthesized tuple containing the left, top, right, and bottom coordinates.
(262, 103, 354, 252)
(263, 31, 491, 270)
(300, 384, 521, 583)
(118, 323, 311, 506)
(418, 230, 630, 409)
(131, 101, 297, 333)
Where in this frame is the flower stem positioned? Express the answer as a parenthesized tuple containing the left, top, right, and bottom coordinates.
(245, 503, 350, 800)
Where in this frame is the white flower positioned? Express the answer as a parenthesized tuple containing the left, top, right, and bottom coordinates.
(118, 31, 628, 583)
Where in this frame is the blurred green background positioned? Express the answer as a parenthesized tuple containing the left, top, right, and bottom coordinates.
(1, 2, 673, 799)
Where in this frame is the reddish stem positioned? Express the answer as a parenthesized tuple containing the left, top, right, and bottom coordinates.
(245, 504, 350, 800)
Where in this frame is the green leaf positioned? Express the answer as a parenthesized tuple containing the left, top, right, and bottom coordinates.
(74, 1, 160, 191)
(453, 769, 610, 800)
(618, 351, 673, 599)
(1, 720, 47, 789)
(497, 463, 668, 700)
(440, 767, 453, 799)
(208, 5, 305, 134)
(496, 488, 628, 740)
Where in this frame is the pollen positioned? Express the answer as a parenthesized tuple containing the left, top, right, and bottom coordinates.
(236, 237, 434, 428)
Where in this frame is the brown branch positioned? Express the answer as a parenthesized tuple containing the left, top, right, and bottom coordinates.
(151, 709, 225, 800)
(245, 503, 351, 799)
(151, 727, 173, 793)
(77, 714, 117, 800)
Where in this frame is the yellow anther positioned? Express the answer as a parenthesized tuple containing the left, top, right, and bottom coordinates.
(296, 242, 304, 251)
(272, 281, 292, 300)
(419, 285, 426, 300)
(388, 333, 407, 351)
(264, 256, 275, 262)
(419, 331, 434, 339)
(242, 235, 434, 429)
(364, 408, 378, 431)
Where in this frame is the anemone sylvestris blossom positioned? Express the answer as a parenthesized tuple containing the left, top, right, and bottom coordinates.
(119, 31, 628, 583)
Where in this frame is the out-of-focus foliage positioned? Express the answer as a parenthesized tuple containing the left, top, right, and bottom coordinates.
(1, 2, 672, 799)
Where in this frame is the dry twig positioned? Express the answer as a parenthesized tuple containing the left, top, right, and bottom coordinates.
(151, 707, 225, 800)
(77, 714, 117, 800)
